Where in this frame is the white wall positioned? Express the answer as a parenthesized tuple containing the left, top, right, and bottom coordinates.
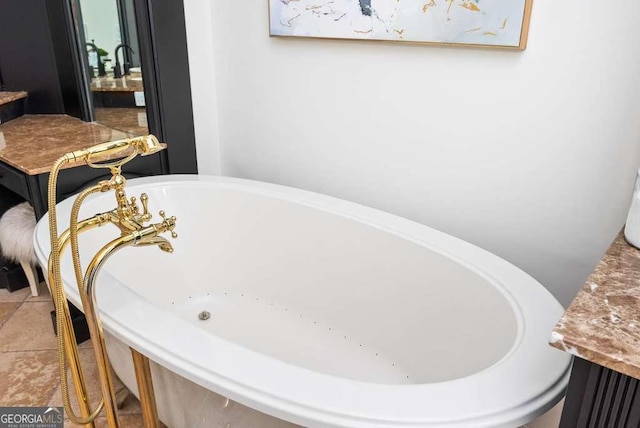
(185, 0, 640, 306)
(183, 0, 221, 174)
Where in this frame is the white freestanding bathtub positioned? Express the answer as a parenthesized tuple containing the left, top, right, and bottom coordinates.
(34, 175, 571, 428)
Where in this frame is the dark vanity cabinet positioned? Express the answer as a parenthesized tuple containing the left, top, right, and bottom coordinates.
(552, 233, 640, 428)
(560, 357, 640, 427)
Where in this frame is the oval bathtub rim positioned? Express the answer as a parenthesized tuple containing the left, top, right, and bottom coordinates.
(34, 174, 573, 427)
(95, 279, 569, 428)
(60, 272, 569, 428)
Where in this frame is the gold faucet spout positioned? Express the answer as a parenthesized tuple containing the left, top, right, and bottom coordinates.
(129, 223, 175, 253)
(159, 242, 173, 253)
(135, 236, 174, 253)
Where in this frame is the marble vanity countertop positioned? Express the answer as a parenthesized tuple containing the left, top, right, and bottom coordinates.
(90, 75, 144, 92)
(95, 107, 148, 136)
(0, 91, 28, 106)
(551, 231, 640, 379)
(0, 114, 134, 175)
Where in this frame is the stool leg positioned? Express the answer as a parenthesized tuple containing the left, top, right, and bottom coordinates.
(20, 261, 39, 297)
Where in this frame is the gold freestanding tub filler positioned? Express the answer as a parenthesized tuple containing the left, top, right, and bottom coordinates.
(45, 135, 175, 427)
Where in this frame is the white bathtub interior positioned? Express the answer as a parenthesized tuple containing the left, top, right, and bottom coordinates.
(66, 183, 518, 386)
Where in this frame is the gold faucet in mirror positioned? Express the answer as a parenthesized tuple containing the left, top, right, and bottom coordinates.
(46, 135, 174, 428)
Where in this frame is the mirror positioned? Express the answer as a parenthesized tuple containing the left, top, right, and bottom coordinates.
(57, 0, 198, 174)
(72, 0, 148, 136)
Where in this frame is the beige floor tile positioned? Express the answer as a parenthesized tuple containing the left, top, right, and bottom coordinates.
(527, 399, 563, 428)
(99, 413, 146, 427)
(63, 413, 152, 427)
(0, 350, 60, 406)
(78, 340, 93, 349)
(78, 337, 93, 349)
(48, 347, 134, 414)
(47, 343, 152, 426)
(55, 389, 147, 427)
(117, 390, 141, 415)
(0, 301, 57, 351)
(26, 283, 54, 303)
(0, 302, 21, 327)
(50, 386, 108, 427)
(56, 395, 150, 427)
(0, 286, 30, 303)
(48, 347, 109, 411)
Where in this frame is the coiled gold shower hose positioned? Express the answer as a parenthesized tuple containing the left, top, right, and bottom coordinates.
(47, 157, 104, 425)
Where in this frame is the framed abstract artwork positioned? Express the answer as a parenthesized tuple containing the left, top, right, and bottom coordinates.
(269, 0, 533, 49)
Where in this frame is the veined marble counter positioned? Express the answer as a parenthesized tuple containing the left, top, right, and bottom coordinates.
(0, 91, 27, 106)
(91, 75, 143, 92)
(551, 231, 640, 379)
(95, 108, 148, 136)
(0, 114, 134, 175)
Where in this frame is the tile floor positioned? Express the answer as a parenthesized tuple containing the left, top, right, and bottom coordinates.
(0, 283, 564, 428)
(0, 285, 148, 427)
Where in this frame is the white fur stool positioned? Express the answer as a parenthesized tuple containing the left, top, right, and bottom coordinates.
(0, 202, 40, 296)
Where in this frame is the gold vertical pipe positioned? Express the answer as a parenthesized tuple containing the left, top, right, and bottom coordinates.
(80, 283, 120, 428)
(80, 226, 168, 428)
(82, 236, 138, 428)
(130, 348, 159, 428)
(62, 305, 94, 424)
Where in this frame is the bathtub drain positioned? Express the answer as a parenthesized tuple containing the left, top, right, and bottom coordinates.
(198, 311, 211, 321)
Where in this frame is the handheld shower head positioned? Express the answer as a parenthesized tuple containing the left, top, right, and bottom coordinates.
(65, 135, 165, 168)
(136, 135, 164, 156)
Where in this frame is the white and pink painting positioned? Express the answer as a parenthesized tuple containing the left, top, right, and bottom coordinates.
(269, 0, 532, 49)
